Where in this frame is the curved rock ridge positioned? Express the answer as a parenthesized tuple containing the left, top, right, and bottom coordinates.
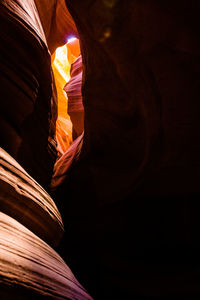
(0, 211, 93, 300)
(0, 147, 64, 248)
(64, 55, 84, 139)
(0, 0, 58, 188)
(1, 0, 47, 46)
(51, 133, 84, 190)
(64, 55, 83, 113)
(34, 0, 78, 54)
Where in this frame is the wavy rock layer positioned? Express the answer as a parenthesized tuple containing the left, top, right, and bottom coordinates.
(64, 55, 84, 139)
(64, 55, 83, 113)
(0, 211, 92, 300)
(0, 147, 63, 248)
(0, 0, 57, 188)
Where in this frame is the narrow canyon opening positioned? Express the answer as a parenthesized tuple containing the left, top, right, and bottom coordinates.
(52, 37, 84, 158)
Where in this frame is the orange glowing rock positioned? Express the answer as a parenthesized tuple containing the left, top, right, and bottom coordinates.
(52, 44, 71, 121)
(52, 39, 81, 156)
(67, 37, 81, 59)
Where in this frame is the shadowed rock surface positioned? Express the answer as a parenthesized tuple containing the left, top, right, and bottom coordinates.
(52, 0, 200, 298)
(1, 0, 200, 298)
(0, 0, 57, 188)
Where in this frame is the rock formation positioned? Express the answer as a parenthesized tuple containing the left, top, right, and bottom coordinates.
(0, 1, 92, 299)
(52, 0, 200, 298)
(64, 55, 84, 140)
(0, 0, 57, 189)
(0, 210, 92, 300)
(34, 0, 78, 54)
(0, 147, 63, 248)
(0, 147, 92, 299)
(1, 0, 200, 298)
(52, 38, 81, 156)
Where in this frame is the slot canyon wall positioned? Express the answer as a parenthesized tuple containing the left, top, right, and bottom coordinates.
(0, 0, 78, 189)
(53, 0, 200, 298)
(0, 0, 92, 299)
(0, 0, 200, 299)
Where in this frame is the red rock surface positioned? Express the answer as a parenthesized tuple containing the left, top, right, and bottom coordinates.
(64, 55, 84, 139)
(0, 147, 63, 248)
(35, 0, 78, 54)
(0, 1, 92, 298)
(52, 1, 200, 298)
(64, 55, 83, 113)
(0, 0, 58, 188)
(1, 0, 200, 298)
(0, 211, 93, 299)
(0, 0, 77, 188)
(51, 133, 83, 190)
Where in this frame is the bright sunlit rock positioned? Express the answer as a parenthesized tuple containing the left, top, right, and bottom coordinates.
(52, 39, 81, 156)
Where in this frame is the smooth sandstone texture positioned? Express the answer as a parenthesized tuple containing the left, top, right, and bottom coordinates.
(52, 0, 200, 298)
(52, 41, 81, 156)
(52, 45, 73, 156)
(51, 133, 83, 190)
(64, 55, 84, 139)
(64, 55, 83, 114)
(34, 0, 78, 54)
(0, 211, 93, 300)
(0, 147, 64, 248)
(0, 0, 78, 187)
(0, 0, 57, 188)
